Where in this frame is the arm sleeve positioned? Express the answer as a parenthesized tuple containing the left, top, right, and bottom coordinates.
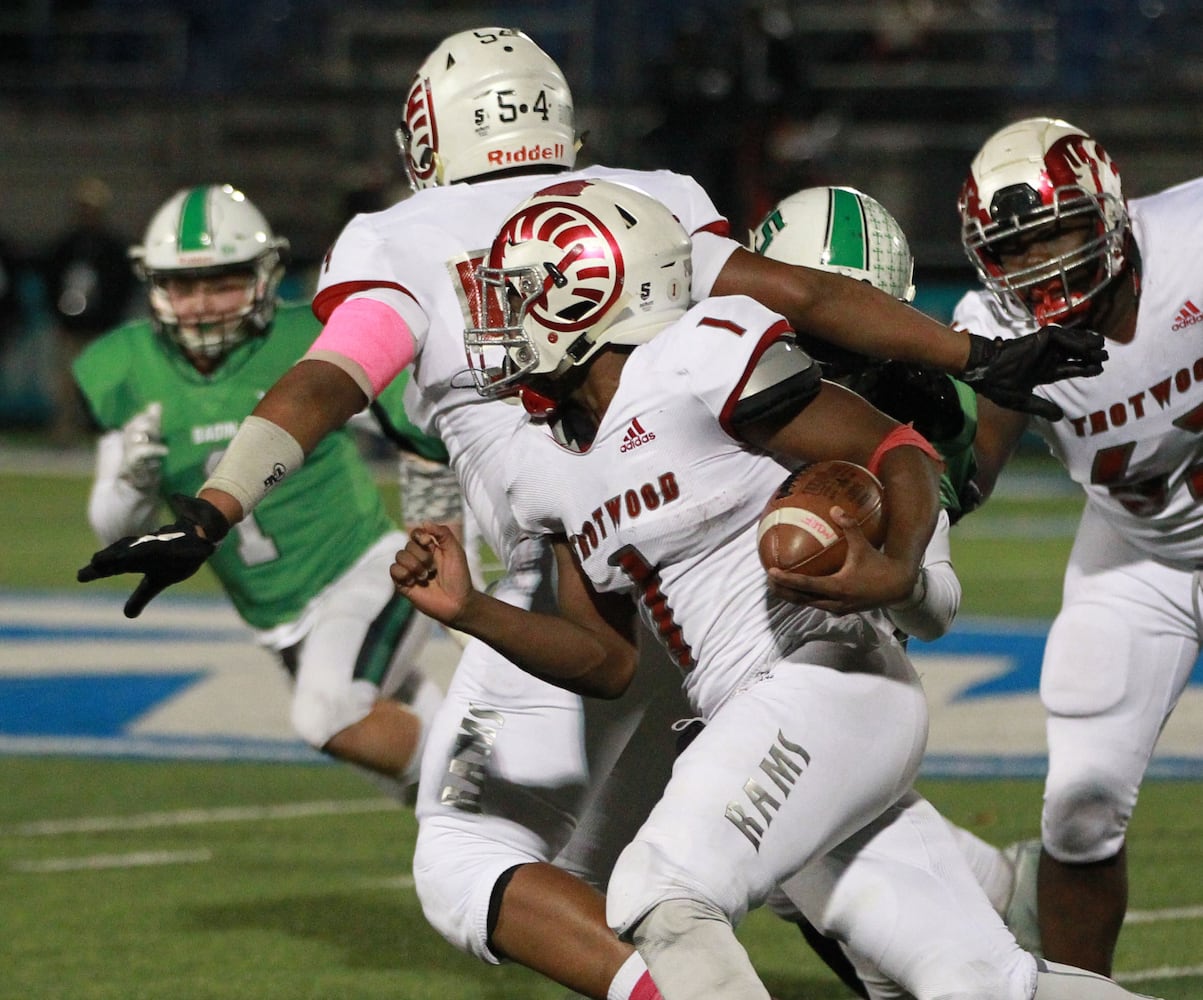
(690, 230, 741, 300)
(304, 292, 419, 400)
(87, 431, 163, 545)
(885, 508, 960, 642)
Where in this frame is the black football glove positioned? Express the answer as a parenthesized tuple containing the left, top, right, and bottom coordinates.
(867, 362, 966, 444)
(77, 494, 230, 619)
(961, 325, 1108, 421)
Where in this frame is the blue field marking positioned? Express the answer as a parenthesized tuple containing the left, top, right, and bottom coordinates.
(912, 617, 1203, 697)
(0, 621, 250, 642)
(2, 597, 1200, 772)
(0, 672, 205, 736)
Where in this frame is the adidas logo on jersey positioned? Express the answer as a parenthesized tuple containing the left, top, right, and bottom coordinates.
(620, 416, 656, 452)
(1173, 300, 1203, 330)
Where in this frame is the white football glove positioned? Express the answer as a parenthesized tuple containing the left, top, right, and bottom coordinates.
(118, 402, 168, 492)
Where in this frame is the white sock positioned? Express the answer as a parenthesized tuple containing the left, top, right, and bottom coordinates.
(608, 949, 661, 1000)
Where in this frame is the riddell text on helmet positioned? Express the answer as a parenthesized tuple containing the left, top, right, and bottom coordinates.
(487, 143, 566, 166)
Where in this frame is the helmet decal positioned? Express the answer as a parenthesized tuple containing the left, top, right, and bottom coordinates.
(824, 187, 869, 270)
(403, 76, 438, 187)
(176, 187, 213, 255)
(958, 117, 1129, 325)
(464, 179, 691, 400)
(498, 199, 624, 333)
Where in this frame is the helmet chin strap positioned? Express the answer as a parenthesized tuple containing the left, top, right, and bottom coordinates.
(549, 289, 635, 377)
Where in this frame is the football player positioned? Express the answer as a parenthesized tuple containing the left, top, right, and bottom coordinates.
(751, 185, 975, 640)
(391, 177, 1162, 1000)
(955, 116, 1203, 975)
(74, 184, 443, 795)
(751, 185, 1047, 990)
(79, 29, 1105, 1000)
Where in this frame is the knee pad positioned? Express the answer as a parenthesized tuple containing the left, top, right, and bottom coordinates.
(412, 815, 543, 964)
(633, 898, 766, 1000)
(607, 839, 679, 939)
(1042, 771, 1133, 863)
(290, 677, 376, 749)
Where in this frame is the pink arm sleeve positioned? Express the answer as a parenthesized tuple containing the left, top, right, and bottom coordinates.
(306, 296, 416, 398)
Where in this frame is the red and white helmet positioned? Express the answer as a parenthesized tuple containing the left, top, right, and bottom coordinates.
(958, 117, 1128, 325)
(464, 179, 691, 402)
(396, 27, 576, 191)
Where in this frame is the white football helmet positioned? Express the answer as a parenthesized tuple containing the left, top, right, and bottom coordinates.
(396, 27, 576, 191)
(465, 179, 691, 403)
(958, 117, 1129, 325)
(130, 184, 287, 362)
(750, 185, 916, 302)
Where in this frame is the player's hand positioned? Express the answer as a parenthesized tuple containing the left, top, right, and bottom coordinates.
(118, 402, 168, 491)
(961, 326, 1107, 421)
(767, 507, 917, 615)
(390, 521, 475, 625)
(76, 494, 230, 618)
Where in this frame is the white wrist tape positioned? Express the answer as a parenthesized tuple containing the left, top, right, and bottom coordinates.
(202, 415, 305, 514)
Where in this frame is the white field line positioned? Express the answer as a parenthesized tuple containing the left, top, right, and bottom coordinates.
(5, 798, 400, 837)
(1114, 907, 1203, 985)
(1125, 904, 1203, 924)
(1117, 963, 1203, 984)
(12, 848, 212, 872)
(365, 874, 415, 890)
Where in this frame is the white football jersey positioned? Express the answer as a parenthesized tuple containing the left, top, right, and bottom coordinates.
(506, 295, 895, 718)
(314, 165, 738, 566)
(953, 176, 1203, 568)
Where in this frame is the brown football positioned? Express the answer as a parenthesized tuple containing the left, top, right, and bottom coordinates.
(757, 460, 886, 575)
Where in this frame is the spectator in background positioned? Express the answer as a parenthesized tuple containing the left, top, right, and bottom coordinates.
(45, 177, 136, 444)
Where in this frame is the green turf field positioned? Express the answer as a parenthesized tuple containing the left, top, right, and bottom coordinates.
(2, 450, 1200, 998)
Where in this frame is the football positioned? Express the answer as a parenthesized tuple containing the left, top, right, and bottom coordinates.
(756, 460, 886, 575)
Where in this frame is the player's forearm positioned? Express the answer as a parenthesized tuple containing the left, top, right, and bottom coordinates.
(875, 448, 943, 596)
(88, 432, 162, 544)
(452, 590, 636, 699)
(886, 510, 960, 642)
(89, 476, 161, 545)
(887, 559, 961, 642)
(197, 359, 368, 529)
(254, 358, 368, 451)
(713, 250, 972, 374)
(808, 270, 971, 373)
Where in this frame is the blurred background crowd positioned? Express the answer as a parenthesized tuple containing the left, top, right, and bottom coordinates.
(2, 0, 1202, 435)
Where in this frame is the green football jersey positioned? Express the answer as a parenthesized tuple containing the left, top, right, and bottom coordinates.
(938, 378, 979, 522)
(74, 302, 410, 630)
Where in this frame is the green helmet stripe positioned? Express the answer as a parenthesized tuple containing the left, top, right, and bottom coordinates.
(177, 187, 212, 252)
(826, 188, 868, 271)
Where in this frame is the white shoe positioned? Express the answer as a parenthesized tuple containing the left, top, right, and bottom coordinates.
(1003, 838, 1043, 956)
